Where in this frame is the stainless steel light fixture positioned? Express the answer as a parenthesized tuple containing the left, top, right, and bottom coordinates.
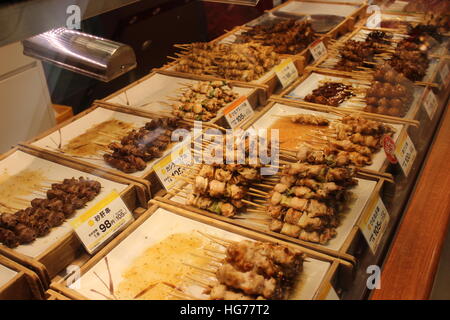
(22, 27, 137, 82)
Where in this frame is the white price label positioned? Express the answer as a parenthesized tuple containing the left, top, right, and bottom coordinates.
(394, 131, 416, 177)
(70, 190, 134, 254)
(360, 197, 390, 254)
(439, 62, 449, 86)
(153, 141, 192, 191)
(309, 40, 328, 62)
(422, 89, 438, 120)
(223, 96, 254, 128)
(275, 58, 299, 88)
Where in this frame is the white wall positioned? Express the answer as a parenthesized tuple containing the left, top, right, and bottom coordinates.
(0, 42, 55, 153)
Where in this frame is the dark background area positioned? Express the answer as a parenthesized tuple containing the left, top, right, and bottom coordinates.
(43, 0, 275, 114)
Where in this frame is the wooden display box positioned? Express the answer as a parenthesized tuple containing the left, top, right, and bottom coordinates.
(158, 171, 383, 264)
(269, 0, 367, 35)
(45, 289, 71, 300)
(158, 56, 306, 98)
(100, 70, 266, 130)
(0, 146, 147, 288)
(242, 99, 409, 173)
(20, 103, 186, 198)
(209, 20, 353, 77)
(49, 200, 351, 300)
(0, 255, 45, 300)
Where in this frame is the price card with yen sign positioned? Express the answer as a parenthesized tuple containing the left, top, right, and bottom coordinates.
(394, 131, 417, 177)
(422, 89, 438, 120)
(309, 39, 327, 62)
(274, 58, 298, 88)
(360, 196, 390, 254)
(70, 190, 134, 254)
(223, 96, 254, 128)
(153, 139, 192, 191)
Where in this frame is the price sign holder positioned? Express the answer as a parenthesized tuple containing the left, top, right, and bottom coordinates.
(70, 190, 134, 254)
(359, 196, 390, 254)
(422, 88, 438, 120)
(394, 130, 417, 177)
(309, 39, 328, 62)
(437, 61, 449, 87)
(274, 58, 298, 88)
(223, 96, 254, 128)
(153, 139, 192, 191)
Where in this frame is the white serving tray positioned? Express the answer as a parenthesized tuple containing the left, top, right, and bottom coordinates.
(70, 208, 330, 300)
(276, 1, 359, 18)
(286, 71, 425, 120)
(168, 174, 377, 252)
(30, 106, 183, 178)
(166, 57, 293, 85)
(0, 150, 128, 258)
(286, 72, 368, 109)
(249, 103, 402, 171)
(0, 264, 17, 288)
(105, 73, 254, 120)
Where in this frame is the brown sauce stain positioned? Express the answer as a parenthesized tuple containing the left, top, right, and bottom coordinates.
(62, 120, 134, 157)
(115, 233, 211, 300)
(0, 169, 47, 210)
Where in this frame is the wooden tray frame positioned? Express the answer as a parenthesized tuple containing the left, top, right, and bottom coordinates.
(268, 0, 367, 34)
(45, 289, 71, 300)
(49, 200, 351, 300)
(99, 70, 267, 129)
(0, 254, 45, 300)
(20, 103, 173, 198)
(157, 50, 306, 97)
(208, 18, 354, 75)
(0, 146, 148, 288)
(158, 165, 385, 264)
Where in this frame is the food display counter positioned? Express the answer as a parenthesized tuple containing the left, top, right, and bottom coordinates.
(0, 0, 449, 301)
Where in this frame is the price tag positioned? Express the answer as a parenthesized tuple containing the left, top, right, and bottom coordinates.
(274, 58, 298, 88)
(153, 140, 192, 191)
(360, 197, 390, 254)
(422, 89, 438, 120)
(394, 131, 417, 177)
(223, 96, 255, 128)
(438, 62, 449, 86)
(309, 39, 328, 62)
(70, 190, 134, 254)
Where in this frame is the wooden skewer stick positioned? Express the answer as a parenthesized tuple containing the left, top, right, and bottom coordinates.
(249, 187, 268, 195)
(197, 230, 234, 246)
(241, 199, 265, 209)
(253, 183, 274, 189)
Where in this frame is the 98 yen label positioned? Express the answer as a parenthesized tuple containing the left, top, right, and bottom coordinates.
(70, 190, 134, 254)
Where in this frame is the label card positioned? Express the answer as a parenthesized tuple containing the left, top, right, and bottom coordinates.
(394, 131, 416, 177)
(275, 58, 298, 88)
(422, 89, 438, 120)
(70, 190, 134, 254)
(309, 39, 328, 62)
(438, 62, 449, 86)
(223, 96, 254, 128)
(153, 140, 192, 191)
(360, 197, 390, 254)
